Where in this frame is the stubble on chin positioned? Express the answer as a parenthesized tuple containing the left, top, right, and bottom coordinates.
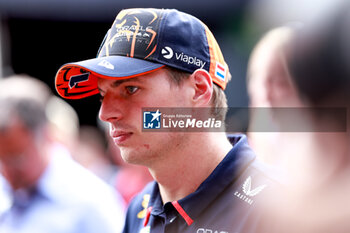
(119, 145, 156, 166)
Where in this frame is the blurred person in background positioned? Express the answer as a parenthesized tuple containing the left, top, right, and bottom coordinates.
(247, 26, 301, 109)
(0, 174, 10, 216)
(246, 25, 304, 168)
(73, 125, 118, 183)
(46, 96, 119, 184)
(0, 75, 125, 233)
(255, 2, 350, 232)
(46, 83, 131, 204)
(45, 95, 80, 154)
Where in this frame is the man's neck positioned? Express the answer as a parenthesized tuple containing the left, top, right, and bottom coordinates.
(149, 132, 232, 204)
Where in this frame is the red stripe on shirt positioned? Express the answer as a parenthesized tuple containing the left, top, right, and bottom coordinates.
(172, 201, 194, 226)
(143, 207, 152, 226)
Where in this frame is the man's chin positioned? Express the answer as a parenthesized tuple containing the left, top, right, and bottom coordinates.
(120, 148, 142, 165)
(120, 147, 154, 166)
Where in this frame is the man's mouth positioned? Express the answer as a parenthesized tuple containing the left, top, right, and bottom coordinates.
(111, 131, 133, 145)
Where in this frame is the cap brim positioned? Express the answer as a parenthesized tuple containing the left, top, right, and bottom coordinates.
(55, 56, 164, 99)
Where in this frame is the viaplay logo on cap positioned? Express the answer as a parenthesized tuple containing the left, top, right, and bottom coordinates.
(161, 46, 174, 59)
(161, 46, 206, 69)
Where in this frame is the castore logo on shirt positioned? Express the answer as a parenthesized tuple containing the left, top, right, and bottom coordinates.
(196, 228, 228, 233)
(234, 176, 267, 205)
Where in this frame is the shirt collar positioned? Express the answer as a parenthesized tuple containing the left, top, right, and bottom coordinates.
(147, 135, 256, 225)
(177, 134, 255, 222)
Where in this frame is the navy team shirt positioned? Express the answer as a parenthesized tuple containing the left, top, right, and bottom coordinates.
(122, 135, 278, 233)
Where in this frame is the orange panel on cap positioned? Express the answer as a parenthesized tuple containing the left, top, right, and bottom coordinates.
(204, 24, 228, 90)
(55, 65, 100, 99)
(55, 64, 166, 100)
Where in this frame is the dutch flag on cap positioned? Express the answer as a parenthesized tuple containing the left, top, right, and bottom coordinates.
(215, 62, 226, 81)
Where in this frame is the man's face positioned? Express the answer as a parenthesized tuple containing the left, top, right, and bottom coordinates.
(248, 46, 301, 108)
(98, 68, 192, 166)
(0, 119, 34, 189)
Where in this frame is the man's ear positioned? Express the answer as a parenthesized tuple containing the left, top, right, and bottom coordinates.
(190, 69, 213, 106)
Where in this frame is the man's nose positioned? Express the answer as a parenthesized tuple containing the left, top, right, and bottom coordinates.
(98, 93, 123, 123)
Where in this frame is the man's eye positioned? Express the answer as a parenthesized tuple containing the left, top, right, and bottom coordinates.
(125, 86, 139, 94)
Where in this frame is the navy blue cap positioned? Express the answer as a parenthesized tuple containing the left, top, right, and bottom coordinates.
(55, 8, 229, 99)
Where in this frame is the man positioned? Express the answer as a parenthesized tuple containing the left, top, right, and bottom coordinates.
(246, 26, 304, 166)
(254, 3, 350, 232)
(55, 8, 277, 232)
(247, 26, 302, 109)
(0, 75, 125, 233)
(277, 3, 350, 231)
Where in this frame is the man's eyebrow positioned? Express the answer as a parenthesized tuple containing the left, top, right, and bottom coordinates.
(110, 77, 142, 87)
(98, 77, 142, 93)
